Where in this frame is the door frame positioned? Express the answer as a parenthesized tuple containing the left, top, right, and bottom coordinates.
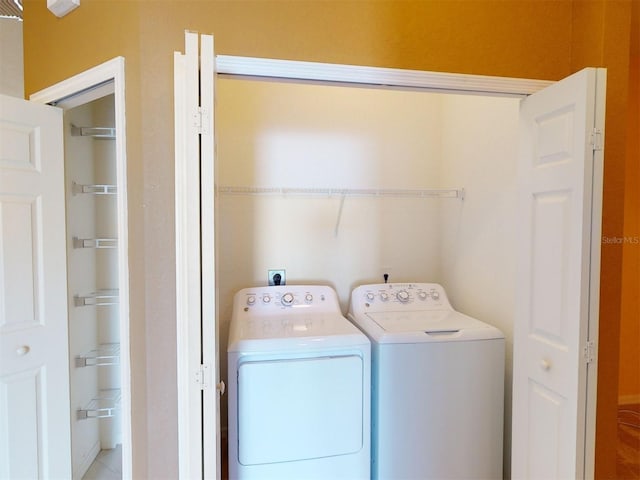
(30, 57, 132, 479)
(175, 36, 602, 479)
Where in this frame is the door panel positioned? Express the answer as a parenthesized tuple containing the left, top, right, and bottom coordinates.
(1, 197, 39, 328)
(512, 68, 605, 479)
(0, 93, 71, 479)
(527, 380, 564, 479)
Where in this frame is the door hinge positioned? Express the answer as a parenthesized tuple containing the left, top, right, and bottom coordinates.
(192, 107, 210, 135)
(589, 128, 603, 151)
(195, 364, 211, 390)
(583, 340, 596, 364)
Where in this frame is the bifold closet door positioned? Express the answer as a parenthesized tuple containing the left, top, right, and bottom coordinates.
(0, 93, 72, 478)
(512, 67, 605, 480)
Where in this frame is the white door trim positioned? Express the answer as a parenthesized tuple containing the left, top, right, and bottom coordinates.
(215, 55, 554, 96)
(583, 68, 606, 480)
(175, 31, 206, 480)
(30, 57, 132, 480)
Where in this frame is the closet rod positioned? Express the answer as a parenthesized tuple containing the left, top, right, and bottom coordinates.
(217, 186, 464, 199)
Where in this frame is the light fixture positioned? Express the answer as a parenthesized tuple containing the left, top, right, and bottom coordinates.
(0, 0, 23, 19)
(47, 0, 79, 17)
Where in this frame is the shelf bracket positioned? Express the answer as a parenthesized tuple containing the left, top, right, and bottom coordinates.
(73, 237, 118, 249)
(72, 181, 117, 195)
(71, 124, 116, 139)
(74, 290, 119, 307)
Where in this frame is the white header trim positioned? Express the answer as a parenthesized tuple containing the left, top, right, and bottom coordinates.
(215, 55, 554, 97)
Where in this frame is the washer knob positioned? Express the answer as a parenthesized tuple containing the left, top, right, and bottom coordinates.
(397, 290, 410, 302)
(262, 294, 271, 304)
(366, 292, 375, 301)
(380, 292, 389, 301)
(431, 290, 440, 300)
(305, 293, 313, 303)
(247, 296, 256, 305)
(282, 293, 294, 306)
(418, 291, 427, 300)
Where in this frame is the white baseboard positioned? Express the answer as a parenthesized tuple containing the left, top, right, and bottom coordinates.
(74, 439, 100, 480)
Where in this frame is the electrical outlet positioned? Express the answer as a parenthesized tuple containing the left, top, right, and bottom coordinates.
(381, 268, 392, 284)
(268, 269, 286, 286)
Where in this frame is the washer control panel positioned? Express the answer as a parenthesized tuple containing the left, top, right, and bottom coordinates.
(235, 285, 340, 317)
(350, 283, 452, 314)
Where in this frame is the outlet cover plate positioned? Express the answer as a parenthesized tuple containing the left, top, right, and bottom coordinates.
(268, 269, 286, 286)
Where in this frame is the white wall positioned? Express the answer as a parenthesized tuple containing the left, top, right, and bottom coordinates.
(439, 93, 520, 477)
(215, 79, 520, 468)
(216, 78, 445, 425)
(216, 79, 444, 313)
(0, 18, 24, 98)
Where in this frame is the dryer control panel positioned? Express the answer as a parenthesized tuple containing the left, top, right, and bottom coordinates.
(234, 285, 341, 317)
(350, 283, 452, 315)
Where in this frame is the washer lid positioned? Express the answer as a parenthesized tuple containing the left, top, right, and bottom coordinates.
(359, 310, 504, 343)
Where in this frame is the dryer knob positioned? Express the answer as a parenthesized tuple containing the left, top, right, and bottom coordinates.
(380, 292, 389, 301)
(418, 291, 427, 300)
(397, 290, 410, 302)
(262, 294, 271, 304)
(366, 292, 375, 302)
(247, 296, 256, 305)
(305, 294, 313, 303)
(431, 291, 440, 300)
(282, 293, 294, 306)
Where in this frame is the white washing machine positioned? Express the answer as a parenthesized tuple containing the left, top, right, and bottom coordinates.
(348, 283, 505, 480)
(227, 285, 371, 480)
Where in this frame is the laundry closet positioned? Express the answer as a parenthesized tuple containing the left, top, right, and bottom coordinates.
(214, 77, 521, 464)
(174, 35, 604, 479)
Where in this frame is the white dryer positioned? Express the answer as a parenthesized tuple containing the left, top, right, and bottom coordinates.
(348, 283, 505, 480)
(227, 285, 371, 480)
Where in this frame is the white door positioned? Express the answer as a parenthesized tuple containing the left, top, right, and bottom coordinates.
(512, 68, 605, 479)
(200, 34, 219, 480)
(0, 94, 71, 478)
(175, 32, 219, 480)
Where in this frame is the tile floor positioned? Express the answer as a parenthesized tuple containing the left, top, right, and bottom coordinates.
(82, 445, 122, 480)
(617, 404, 640, 480)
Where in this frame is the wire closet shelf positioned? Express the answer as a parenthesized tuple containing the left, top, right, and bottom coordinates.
(216, 186, 465, 199)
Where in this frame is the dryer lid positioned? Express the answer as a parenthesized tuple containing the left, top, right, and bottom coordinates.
(228, 312, 370, 352)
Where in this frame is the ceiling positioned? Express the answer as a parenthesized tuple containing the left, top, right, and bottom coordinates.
(0, 0, 22, 19)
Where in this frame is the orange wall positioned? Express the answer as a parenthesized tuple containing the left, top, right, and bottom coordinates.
(570, 2, 633, 477)
(21, 1, 633, 478)
(620, 0, 640, 401)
